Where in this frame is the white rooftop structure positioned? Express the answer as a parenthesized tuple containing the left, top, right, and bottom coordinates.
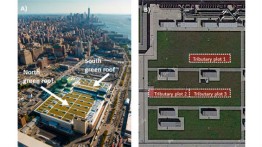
(124, 98, 130, 105)
(18, 132, 51, 147)
(219, 22, 238, 28)
(202, 22, 218, 28)
(178, 22, 198, 27)
(160, 22, 176, 28)
(126, 113, 131, 133)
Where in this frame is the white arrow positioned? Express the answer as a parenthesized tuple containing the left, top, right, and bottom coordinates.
(93, 73, 110, 87)
(40, 86, 69, 106)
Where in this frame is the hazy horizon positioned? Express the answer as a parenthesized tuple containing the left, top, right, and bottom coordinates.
(18, 0, 131, 15)
(18, 13, 131, 15)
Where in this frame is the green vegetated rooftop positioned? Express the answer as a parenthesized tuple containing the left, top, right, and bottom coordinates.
(149, 31, 242, 68)
(35, 76, 111, 123)
(75, 78, 110, 93)
(148, 71, 241, 106)
(148, 110, 241, 140)
(35, 91, 95, 122)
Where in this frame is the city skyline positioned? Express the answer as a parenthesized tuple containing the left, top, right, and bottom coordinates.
(18, 0, 131, 14)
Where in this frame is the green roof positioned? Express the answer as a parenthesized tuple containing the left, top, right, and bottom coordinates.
(35, 91, 95, 122)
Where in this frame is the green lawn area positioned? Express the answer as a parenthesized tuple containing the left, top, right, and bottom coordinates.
(148, 71, 241, 106)
(148, 110, 241, 140)
(148, 31, 241, 68)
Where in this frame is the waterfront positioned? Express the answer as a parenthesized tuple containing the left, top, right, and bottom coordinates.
(97, 14, 131, 39)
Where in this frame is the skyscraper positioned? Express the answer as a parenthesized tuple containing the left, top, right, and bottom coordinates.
(75, 40, 84, 58)
(19, 49, 33, 65)
(88, 8, 90, 22)
(87, 41, 92, 57)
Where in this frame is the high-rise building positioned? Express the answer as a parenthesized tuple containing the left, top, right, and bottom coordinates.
(53, 43, 66, 57)
(37, 57, 49, 69)
(19, 49, 33, 65)
(31, 47, 43, 61)
(102, 33, 108, 42)
(18, 115, 27, 127)
(88, 8, 90, 22)
(83, 12, 87, 20)
(87, 41, 92, 57)
(75, 40, 84, 58)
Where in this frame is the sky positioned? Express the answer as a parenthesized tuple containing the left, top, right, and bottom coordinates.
(18, 0, 131, 14)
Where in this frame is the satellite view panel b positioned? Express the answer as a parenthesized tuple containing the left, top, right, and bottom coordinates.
(139, 0, 245, 146)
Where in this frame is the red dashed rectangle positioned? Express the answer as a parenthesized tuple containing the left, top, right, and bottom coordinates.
(189, 53, 231, 63)
(148, 88, 231, 98)
(190, 89, 231, 98)
(148, 89, 189, 98)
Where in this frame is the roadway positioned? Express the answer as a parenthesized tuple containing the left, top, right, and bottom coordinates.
(90, 48, 131, 146)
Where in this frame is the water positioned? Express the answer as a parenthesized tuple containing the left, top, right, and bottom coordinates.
(96, 14, 131, 40)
